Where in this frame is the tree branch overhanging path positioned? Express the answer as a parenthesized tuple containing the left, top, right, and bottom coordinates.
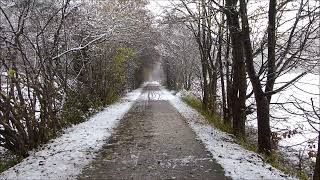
(0, 0, 319, 179)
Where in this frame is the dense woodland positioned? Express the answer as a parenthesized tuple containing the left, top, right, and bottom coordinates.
(0, 0, 320, 179)
(160, 0, 320, 179)
(0, 0, 158, 156)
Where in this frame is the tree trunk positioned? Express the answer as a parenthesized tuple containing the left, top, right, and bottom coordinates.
(239, 0, 272, 155)
(225, 0, 246, 137)
(200, 0, 209, 111)
(218, 31, 226, 121)
(265, 0, 277, 103)
(219, 0, 227, 123)
(313, 133, 320, 180)
(225, 32, 232, 124)
(201, 55, 209, 111)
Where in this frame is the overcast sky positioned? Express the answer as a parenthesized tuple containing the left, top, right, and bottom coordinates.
(147, 0, 175, 18)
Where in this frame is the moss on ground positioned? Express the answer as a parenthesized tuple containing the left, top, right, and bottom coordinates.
(182, 96, 232, 133)
(0, 154, 23, 173)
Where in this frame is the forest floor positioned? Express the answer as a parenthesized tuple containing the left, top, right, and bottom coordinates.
(0, 82, 295, 180)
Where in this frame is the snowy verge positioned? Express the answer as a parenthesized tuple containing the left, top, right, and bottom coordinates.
(160, 88, 297, 180)
(0, 88, 143, 180)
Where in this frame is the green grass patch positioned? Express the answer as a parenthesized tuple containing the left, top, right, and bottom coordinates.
(265, 152, 308, 180)
(0, 155, 23, 173)
(182, 95, 232, 133)
(236, 136, 257, 152)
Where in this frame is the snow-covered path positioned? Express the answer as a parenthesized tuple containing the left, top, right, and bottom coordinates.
(0, 82, 296, 180)
(78, 84, 227, 179)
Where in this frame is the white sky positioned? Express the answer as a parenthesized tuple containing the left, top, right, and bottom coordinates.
(147, 0, 176, 18)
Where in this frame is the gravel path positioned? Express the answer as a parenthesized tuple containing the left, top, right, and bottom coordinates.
(78, 85, 228, 180)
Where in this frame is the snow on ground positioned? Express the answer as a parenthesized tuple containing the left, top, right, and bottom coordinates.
(247, 73, 319, 159)
(0, 88, 143, 180)
(271, 73, 319, 151)
(159, 88, 296, 180)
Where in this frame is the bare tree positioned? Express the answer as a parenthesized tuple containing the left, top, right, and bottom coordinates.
(0, 0, 158, 156)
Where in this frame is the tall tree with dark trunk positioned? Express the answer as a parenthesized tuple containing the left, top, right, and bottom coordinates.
(225, 0, 246, 137)
(217, 12, 227, 123)
(265, 0, 277, 103)
(238, 0, 272, 155)
(238, 0, 315, 155)
(314, 133, 320, 180)
(199, 0, 210, 111)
